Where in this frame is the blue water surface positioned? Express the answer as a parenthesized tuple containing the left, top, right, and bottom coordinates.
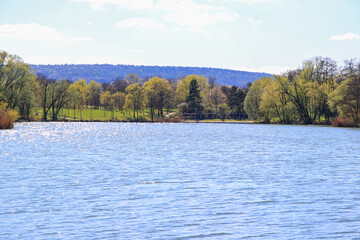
(1, 122, 360, 239)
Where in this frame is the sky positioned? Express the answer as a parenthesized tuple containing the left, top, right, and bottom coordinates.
(0, 0, 359, 74)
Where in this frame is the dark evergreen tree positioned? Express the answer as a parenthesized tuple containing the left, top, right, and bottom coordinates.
(186, 79, 202, 113)
(228, 85, 246, 116)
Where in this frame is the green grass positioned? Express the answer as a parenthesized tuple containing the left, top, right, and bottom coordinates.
(58, 108, 152, 121)
(33, 107, 177, 122)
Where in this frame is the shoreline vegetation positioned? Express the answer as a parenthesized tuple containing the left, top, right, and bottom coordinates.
(1, 50, 359, 129)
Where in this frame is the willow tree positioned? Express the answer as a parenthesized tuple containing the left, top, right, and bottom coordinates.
(49, 79, 72, 121)
(329, 73, 360, 123)
(260, 76, 294, 123)
(0, 51, 37, 119)
(36, 74, 55, 121)
(244, 76, 272, 121)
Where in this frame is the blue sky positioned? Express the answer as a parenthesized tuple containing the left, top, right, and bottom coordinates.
(0, 0, 359, 74)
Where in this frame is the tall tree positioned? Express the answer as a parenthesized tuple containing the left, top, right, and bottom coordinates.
(0, 51, 37, 118)
(126, 83, 144, 120)
(86, 80, 102, 119)
(68, 79, 87, 120)
(208, 76, 217, 89)
(228, 86, 246, 115)
(125, 73, 142, 85)
(100, 91, 112, 117)
(36, 73, 54, 121)
(260, 76, 294, 123)
(176, 75, 209, 104)
(144, 77, 173, 121)
(49, 79, 71, 121)
(111, 77, 128, 92)
(186, 79, 203, 113)
(112, 92, 126, 111)
(329, 73, 360, 123)
(206, 85, 226, 111)
(283, 61, 329, 124)
(244, 77, 272, 120)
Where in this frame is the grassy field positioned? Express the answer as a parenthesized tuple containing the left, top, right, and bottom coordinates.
(34, 107, 157, 121)
(32, 107, 254, 123)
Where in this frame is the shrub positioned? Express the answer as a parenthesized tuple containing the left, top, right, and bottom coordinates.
(0, 112, 12, 129)
(0, 103, 19, 129)
(331, 117, 354, 127)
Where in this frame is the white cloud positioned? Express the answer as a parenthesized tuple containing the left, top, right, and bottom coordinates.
(129, 49, 143, 53)
(240, 65, 290, 74)
(73, 0, 239, 29)
(224, 0, 281, 3)
(165, 9, 238, 28)
(71, 0, 155, 10)
(116, 18, 166, 30)
(0, 23, 92, 42)
(329, 33, 360, 41)
(246, 17, 262, 24)
(161, 0, 239, 28)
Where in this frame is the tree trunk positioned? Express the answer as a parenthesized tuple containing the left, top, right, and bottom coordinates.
(52, 103, 56, 121)
(150, 107, 154, 122)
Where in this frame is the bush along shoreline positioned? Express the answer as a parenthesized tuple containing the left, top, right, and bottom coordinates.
(0, 103, 18, 129)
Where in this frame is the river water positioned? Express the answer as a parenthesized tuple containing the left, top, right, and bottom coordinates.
(1, 122, 360, 239)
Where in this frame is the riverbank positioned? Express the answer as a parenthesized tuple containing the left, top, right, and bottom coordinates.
(13, 117, 359, 127)
(15, 118, 254, 124)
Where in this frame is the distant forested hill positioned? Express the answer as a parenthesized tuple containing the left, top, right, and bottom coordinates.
(30, 64, 272, 86)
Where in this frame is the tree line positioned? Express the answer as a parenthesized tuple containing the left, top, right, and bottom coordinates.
(1, 51, 359, 127)
(0, 51, 248, 125)
(244, 57, 360, 126)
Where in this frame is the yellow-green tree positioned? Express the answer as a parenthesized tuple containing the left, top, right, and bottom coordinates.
(260, 76, 294, 123)
(244, 77, 272, 121)
(100, 91, 112, 117)
(0, 51, 37, 119)
(112, 92, 126, 111)
(144, 77, 173, 121)
(49, 79, 72, 121)
(176, 75, 209, 104)
(281, 65, 323, 124)
(68, 79, 87, 119)
(329, 73, 360, 123)
(86, 80, 102, 108)
(126, 83, 144, 120)
(86, 80, 102, 119)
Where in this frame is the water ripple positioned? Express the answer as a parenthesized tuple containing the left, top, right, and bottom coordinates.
(0, 122, 359, 239)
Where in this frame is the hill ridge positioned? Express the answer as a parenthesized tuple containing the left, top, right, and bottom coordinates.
(31, 64, 272, 86)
